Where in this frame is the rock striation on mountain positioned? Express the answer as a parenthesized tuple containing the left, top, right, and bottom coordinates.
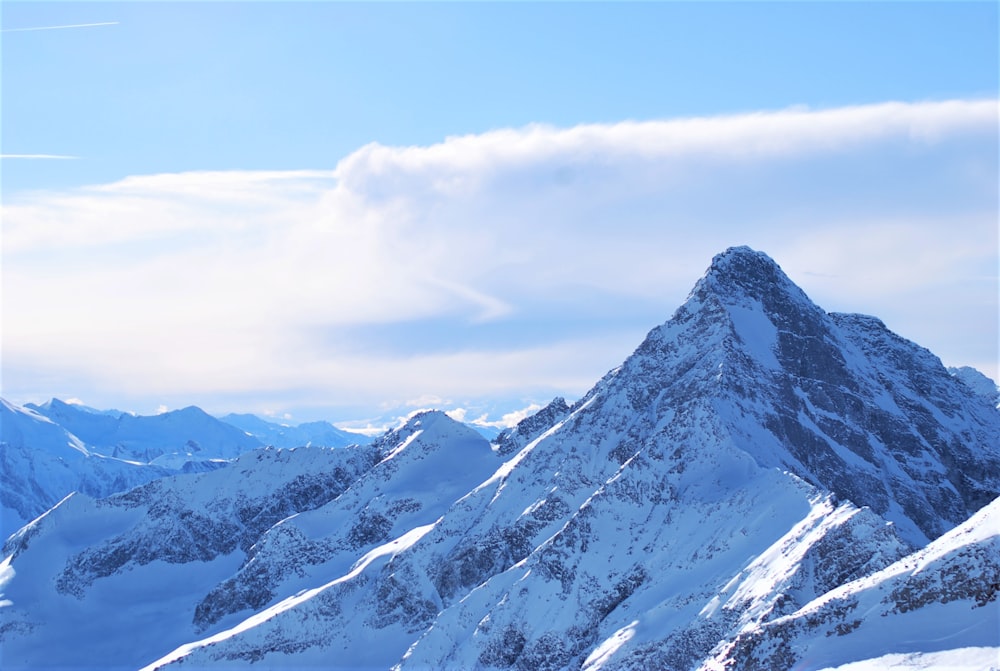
(1, 246, 997, 671)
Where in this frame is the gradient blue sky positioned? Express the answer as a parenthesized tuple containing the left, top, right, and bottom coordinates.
(2, 2, 998, 428)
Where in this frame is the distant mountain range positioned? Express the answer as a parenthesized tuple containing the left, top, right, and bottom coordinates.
(1, 246, 997, 670)
(219, 412, 361, 449)
(25, 398, 263, 463)
(0, 399, 373, 538)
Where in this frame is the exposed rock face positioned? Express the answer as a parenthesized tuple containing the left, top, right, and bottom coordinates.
(1, 246, 997, 671)
(493, 396, 572, 456)
(635, 246, 1000, 546)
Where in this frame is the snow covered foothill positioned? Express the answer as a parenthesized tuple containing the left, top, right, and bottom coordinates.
(390, 407, 910, 671)
(141, 411, 504, 670)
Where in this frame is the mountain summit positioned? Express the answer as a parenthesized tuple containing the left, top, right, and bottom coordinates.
(1, 246, 997, 671)
(665, 246, 997, 543)
(692, 244, 815, 306)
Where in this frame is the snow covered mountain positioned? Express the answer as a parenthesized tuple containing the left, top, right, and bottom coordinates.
(1, 399, 266, 538)
(0, 414, 487, 670)
(1, 246, 997, 671)
(219, 413, 364, 448)
(27, 398, 264, 464)
(0, 399, 180, 539)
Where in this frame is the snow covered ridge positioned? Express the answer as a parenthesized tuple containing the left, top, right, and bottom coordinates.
(1, 246, 998, 671)
(949, 365, 1000, 409)
(0, 397, 375, 539)
(218, 412, 361, 449)
(703, 497, 1000, 671)
(24, 398, 264, 462)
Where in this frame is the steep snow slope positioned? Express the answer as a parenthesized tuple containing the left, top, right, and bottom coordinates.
(2, 246, 997, 671)
(705, 496, 1000, 670)
(219, 413, 363, 448)
(661, 247, 1000, 546)
(143, 412, 501, 670)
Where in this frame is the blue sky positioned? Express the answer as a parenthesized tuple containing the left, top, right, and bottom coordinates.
(4, 2, 996, 192)
(2, 2, 998, 428)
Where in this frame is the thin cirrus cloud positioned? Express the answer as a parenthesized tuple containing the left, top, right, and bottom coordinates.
(0, 21, 119, 33)
(0, 154, 78, 159)
(2, 99, 996, 419)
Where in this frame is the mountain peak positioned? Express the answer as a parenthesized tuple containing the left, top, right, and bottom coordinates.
(692, 245, 807, 307)
(660, 245, 828, 364)
(372, 409, 487, 457)
(710, 244, 772, 267)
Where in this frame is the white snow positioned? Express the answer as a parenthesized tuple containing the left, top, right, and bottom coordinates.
(0, 554, 15, 607)
(728, 302, 781, 369)
(140, 523, 437, 671)
(817, 647, 1000, 671)
(581, 619, 639, 671)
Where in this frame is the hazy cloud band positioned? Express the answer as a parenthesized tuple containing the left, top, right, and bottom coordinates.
(3, 99, 996, 417)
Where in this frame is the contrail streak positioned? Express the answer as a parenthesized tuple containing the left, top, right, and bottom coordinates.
(1, 154, 79, 160)
(1, 21, 119, 33)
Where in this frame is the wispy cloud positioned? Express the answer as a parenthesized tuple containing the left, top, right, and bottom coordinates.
(3, 99, 996, 417)
(1, 21, 118, 33)
(1, 154, 78, 160)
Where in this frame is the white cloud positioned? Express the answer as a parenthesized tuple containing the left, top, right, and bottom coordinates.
(3, 99, 997, 416)
(465, 403, 547, 430)
(334, 99, 996, 189)
(444, 408, 467, 423)
(446, 402, 550, 430)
